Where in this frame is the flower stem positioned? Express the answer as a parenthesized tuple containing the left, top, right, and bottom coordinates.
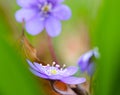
(46, 34, 59, 64)
(89, 77, 93, 95)
(71, 85, 88, 95)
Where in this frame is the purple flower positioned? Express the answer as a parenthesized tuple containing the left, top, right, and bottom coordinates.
(77, 47, 99, 76)
(15, 0, 71, 37)
(27, 60, 86, 84)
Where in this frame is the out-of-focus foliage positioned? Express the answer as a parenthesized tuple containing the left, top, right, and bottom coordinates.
(91, 0, 120, 95)
(0, 3, 45, 95)
(0, 0, 120, 95)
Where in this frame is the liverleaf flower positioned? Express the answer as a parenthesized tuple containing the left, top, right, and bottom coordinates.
(15, 0, 71, 37)
(27, 60, 86, 84)
(77, 47, 99, 76)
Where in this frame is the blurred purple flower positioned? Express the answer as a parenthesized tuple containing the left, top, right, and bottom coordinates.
(78, 47, 99, 76)
(15, 0, 71, 37)
(27, 60, 86, 84)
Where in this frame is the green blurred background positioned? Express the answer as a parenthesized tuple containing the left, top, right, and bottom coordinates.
(0, 0, 120, 95)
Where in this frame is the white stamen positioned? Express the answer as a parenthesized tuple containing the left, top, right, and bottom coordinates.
(62, 64, 66, 69)
(55, 64, 60, 68)
(47, 64, 50, 66)
(59, 64, 66, 71)
(52, 62, 56, 66)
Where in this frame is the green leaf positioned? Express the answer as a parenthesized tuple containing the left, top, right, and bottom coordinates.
(92, 0, 120, 95)
(0, 6, 45, 95)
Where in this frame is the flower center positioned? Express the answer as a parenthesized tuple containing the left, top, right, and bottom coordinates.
(42, 5, 50, 12)
(41, 62, 67, 75)
(50, 69, 57, 75)
(41, 2, 52, 13)
(38, 2, 52, 20)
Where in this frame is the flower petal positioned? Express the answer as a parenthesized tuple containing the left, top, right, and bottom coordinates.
(45, 17, 61, 37)
(15, 8, 37, 22)
(48, 0, 64, 5)
(30, 68, 48, 79)
(78, 50, 94, 72)
(53, 5, 71, 20)
(25, 17, 44, 35)
(62, 66, 78, 77)
(78, 57, 88, 72)
(17, 0, 37, 8)
(38, 0, 47, 3)
(27, 60, 39, 71)
(87, 62, 95, 76)
(48, 75, 63, 80)
(82, 50, 94, 62)
(93, 47, 100, 58)
(33, 62, 46, 74)
(57, 0, 64, 3)
(60, 77, 86, 84)
(78, 48, 99, 75)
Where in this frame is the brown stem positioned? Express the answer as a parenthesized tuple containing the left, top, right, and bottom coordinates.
(46, 34, 59, 64)
(71, 85, 88, 95)
(89, 77, 93, 95)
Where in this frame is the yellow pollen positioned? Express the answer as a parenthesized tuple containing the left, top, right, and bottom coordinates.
(51, 69, 57, 75)
(43, 5, 49, 12)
